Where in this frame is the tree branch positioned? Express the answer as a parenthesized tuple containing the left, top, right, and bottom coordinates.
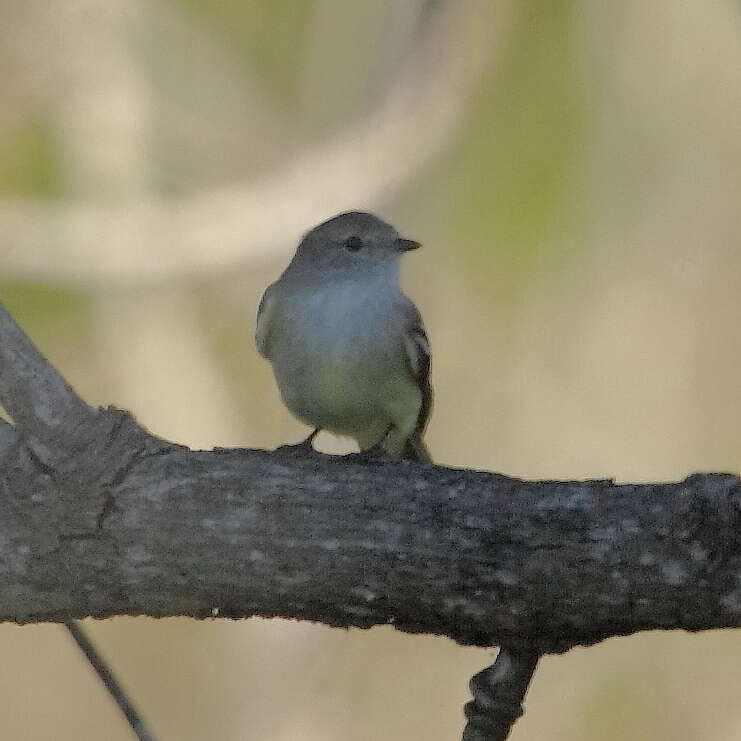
(0, 298, 740, 646)
(4, 431, 739, 647)
(2, 298, 741, 738)
(463, 647, 540, 741)
(0, 306, 95, 464)
(0, 306, 158, 740)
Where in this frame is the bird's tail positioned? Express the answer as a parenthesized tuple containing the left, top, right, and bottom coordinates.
(402, 433, 432, 462)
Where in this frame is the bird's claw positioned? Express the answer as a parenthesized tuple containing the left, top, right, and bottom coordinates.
(276, 429, 320, 457)
(344, 443, 391, 464)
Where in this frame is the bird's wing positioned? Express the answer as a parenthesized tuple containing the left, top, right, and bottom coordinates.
(401, 300, 433, 443)
(255, 284, 276, 359)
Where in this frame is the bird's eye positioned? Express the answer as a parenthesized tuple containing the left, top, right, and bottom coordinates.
(344, 236, 363, 252)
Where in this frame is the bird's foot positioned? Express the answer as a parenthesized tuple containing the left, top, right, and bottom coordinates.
(276, 429, 320, 457)
(344, 425, 394, 464)
(344, 444, 390, 464)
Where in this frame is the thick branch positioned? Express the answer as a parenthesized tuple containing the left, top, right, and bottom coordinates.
(1, 300, 741, 653)
(1, 416, 740, 650)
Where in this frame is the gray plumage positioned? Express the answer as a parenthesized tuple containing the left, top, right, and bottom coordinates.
(256, 211, 432, 460)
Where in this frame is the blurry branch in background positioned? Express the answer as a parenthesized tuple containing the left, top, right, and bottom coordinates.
(0, 0, 504, 284)
(44, 0, 248, 450)
(3, 304, 741, 741)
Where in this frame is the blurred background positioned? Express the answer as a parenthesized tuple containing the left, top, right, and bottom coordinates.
(2, 0, 741, 738)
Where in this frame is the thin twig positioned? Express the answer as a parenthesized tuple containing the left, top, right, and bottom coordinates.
(64, 621, 156, 741)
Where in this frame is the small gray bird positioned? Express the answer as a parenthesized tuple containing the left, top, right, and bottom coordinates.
(255, 211, 432, 461)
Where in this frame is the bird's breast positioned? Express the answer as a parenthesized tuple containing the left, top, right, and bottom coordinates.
(269, 281, 406, 431)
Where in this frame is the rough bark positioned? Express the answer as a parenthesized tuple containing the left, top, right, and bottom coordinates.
(1, 300, 741, 655)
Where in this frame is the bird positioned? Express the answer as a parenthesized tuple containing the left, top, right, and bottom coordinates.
(255, 211, 432, 461)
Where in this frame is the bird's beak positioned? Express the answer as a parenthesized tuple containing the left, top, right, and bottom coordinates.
(396, 237, 421, 252)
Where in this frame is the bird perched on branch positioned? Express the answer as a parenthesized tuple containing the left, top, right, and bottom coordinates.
(256, 211, 432, 461)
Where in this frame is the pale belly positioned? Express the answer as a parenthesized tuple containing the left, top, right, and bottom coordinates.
(268, 290, 421, 450)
